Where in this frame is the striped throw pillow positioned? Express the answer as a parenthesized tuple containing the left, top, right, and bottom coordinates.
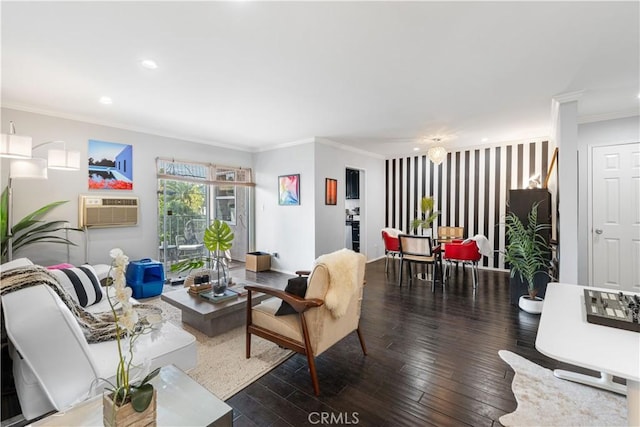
(50, 265, 103, 307)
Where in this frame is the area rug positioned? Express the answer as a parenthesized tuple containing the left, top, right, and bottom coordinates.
(498, 350, 626, 427)
(148, 297, 293, 400)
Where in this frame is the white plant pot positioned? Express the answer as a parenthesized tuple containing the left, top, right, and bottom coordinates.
(518, 295, 544, 314)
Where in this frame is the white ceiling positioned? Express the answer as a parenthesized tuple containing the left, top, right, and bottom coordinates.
(2, 1, 638, 158)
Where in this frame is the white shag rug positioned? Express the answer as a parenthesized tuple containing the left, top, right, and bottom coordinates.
(148, 297, 292, 400)
(499, 350, 627, 427)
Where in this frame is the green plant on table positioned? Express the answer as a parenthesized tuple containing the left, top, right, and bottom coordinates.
(502, 202, 552, 299)
(410, 196, 440, 235)
(171, 219, 234, 284)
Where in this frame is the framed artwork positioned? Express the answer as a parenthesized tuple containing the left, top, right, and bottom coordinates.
(88, 140, 133, 190)
(278, 174, 300, 205)
(325, 178, 337, 205)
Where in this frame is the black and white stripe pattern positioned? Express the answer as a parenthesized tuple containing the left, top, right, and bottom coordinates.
(49, 265, 103, 307)
(385, 141, 555, 269)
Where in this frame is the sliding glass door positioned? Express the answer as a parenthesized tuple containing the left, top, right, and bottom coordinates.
(156, 159, 252, 273)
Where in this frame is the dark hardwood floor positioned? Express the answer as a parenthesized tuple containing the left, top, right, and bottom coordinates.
(227, 258, 601, 427)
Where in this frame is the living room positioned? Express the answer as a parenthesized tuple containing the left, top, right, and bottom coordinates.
(1, 1, 639, 426)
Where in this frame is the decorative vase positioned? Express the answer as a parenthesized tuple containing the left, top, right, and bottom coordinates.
(518, 295, 544, 314)
(211, 257, 229, 296)
(103, 389, 157, 427)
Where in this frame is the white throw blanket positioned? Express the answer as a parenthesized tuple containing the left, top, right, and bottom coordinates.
(463, 234, 493, 257)
(381, 227, 402, 238)
(314, 248, 361, 318)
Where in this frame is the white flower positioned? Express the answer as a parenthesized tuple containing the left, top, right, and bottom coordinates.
(115, 286, 132, 304)
(118, 308, 138, 332)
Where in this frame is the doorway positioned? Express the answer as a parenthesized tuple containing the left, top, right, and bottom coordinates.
(345, 167, 364, 253)
(590, 142, 640, 291)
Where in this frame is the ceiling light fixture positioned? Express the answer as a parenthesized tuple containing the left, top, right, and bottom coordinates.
(481, 137, 489, 143)
(427, 138, 447, 165)
(141, 59, 158, 70)
(99, 96, 113, 105)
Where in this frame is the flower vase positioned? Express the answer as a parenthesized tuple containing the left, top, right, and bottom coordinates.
(103, 389, 157, 427)
(211, 257, 229, 296)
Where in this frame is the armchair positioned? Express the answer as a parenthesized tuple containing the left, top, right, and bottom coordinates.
(245, 249, 367, 395)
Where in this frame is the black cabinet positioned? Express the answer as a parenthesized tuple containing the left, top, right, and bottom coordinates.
(346, 169, 359, 199)
(351, 221, 360, 252)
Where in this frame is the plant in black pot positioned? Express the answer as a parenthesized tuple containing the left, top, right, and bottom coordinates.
(171, 219, 234, 295)
(502, 202, 552, 314)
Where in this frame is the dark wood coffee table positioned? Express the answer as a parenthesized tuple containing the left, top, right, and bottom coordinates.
(161, 281, 274, 337)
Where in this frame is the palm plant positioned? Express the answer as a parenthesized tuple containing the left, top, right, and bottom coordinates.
(502, 202, 551, 299)
(1, 187, 82, 263)
(410, 196, 440, 235)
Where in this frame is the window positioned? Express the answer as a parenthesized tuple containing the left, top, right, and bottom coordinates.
(156, 158, 254, 272)
(215, 170, 236, 224)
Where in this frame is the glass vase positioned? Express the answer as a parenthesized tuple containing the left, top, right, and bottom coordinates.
(211, 256, 229, 296)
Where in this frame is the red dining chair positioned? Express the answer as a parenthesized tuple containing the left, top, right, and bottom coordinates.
(443, 240, 482, 289)
(381, 229, 401, 273)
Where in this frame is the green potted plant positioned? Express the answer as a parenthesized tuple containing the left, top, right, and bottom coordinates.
(502, 202, 552, 313)
(0, 187, 82, 263)
(410, 196, 440, 236)
(171, 219, 234, 295)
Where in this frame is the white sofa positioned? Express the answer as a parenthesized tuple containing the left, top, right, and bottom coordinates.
(1, 258, 197, 421)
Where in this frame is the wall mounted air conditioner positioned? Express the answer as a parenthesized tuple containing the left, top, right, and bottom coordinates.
(79, 195, 139, 228)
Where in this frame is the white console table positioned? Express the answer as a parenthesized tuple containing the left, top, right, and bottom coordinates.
(536, 283, 640, 426)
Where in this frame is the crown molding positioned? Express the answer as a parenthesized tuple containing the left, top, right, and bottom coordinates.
(1, 102, 254, 153)
(552, 90, 585, 104)
(317, 138, 386, 160)
(578, 108, 639, 124)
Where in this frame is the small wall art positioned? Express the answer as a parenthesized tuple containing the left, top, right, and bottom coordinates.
(88, 140, 133, 190)
(278, 174, 300, 205)
(325, 178, 337, 205)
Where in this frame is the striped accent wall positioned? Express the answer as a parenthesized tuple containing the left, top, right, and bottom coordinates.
(385, 140, 555, 269)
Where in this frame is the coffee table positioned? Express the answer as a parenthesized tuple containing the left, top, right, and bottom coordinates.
(161, 281, 273, 337)
(31, 364, 232, 426)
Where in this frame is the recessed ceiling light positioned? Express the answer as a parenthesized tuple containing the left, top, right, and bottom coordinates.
(413, 147, 420, 151)
(481, 137, 489, 143)
(141, 59, 158, 70)
(99, 96, 113, 105)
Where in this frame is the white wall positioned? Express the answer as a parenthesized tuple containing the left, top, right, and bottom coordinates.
(314, 139, 385, 260)
(253, 141, 316, 273)
(1, 108, 252, 265)
(577, 115, 640, 284)
(253, 138, 385, 274)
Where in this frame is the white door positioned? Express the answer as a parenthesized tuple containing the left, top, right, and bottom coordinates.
(591, 142, 640, 292)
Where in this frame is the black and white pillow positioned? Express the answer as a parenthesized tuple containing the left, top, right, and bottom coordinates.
(50, 265, 103, 307)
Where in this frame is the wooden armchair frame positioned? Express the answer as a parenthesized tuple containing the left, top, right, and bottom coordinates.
(245, 271, 367, 396)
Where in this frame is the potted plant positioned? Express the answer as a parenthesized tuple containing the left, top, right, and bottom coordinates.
(0, 188, 83, 263)
(502, 202, 552, 314)
(410, 196, 440, 236)
(171, 219, 234, 295)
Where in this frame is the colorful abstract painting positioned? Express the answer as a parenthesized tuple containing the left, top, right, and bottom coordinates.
(88, 140, 133, 190)
(278, 174, 300, 205)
